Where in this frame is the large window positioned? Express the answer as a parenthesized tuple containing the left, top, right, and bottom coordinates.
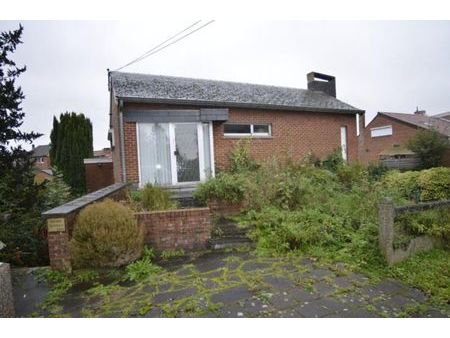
(223, 123, 271, 137)
(371, 125, 393, 138)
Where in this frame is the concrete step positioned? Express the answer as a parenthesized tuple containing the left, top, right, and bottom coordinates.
(209, 237, 253, 250)
(213, 228, 248, 237)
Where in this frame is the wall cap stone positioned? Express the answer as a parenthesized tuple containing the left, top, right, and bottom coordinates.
(42, 183, 128, 218)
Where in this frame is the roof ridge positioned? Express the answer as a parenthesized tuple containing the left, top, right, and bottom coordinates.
(110, 71, 316, 94)
(110, 71, 363, 113)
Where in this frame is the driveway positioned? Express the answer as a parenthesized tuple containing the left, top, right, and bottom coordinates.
(12, 251, 449, 318)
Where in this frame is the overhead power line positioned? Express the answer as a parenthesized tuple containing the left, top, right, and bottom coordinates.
(114, 20, 214, 72)
(114, 20, 201, 71)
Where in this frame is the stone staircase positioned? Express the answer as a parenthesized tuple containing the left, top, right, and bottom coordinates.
(209, 218, 252, 250)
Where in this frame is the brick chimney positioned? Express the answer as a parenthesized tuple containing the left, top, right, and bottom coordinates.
(414, 107, 426, 115)
(307, 72, 336, 97)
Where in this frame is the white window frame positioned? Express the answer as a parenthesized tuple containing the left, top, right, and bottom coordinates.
(223, 123, 272, 137)
(137, 122, 215, 188)
(371, 125, 393, 138)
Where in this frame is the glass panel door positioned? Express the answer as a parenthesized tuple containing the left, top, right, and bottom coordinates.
(138, 123, 172, 185)
(174, 123, 200, 183)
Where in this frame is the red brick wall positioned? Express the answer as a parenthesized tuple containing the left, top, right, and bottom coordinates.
(213, 108, 359, 171)
(46, 185, 128, 271)
(115, 102, 360, 183)
(361, 114, 420, 165)
(136, 208, 212, 252)
(85, 162, 114, 193)
(124, 122, 139, 183)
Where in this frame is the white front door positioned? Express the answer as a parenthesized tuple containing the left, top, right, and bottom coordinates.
(340, 126, 348, 161)
(137, 122, 214, 187)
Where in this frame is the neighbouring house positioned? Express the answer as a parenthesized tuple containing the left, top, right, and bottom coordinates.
(93, 147, 112, 159)
(31, 144, 53, 183)
(362, 109, 450, 168)
(31, 144, 51, 171)
(108, 71, 365, 192)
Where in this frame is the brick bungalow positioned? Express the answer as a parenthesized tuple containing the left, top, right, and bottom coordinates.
(108, 71, 365, 191)
(361, 110, 450, 166)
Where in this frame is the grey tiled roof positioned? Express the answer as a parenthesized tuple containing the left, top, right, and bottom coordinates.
(32, 144, 50, 157)
(433, 111, 450, 121)
(109, 72, 362, 113)
(380, 112, 450, 137)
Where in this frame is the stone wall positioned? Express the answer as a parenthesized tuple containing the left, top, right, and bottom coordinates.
(0, 262, 14, 317)
(378, 198, 449, 266)
(136, 208, 212, 252)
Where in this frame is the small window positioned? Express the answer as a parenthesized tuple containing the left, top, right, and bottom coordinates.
(224, 123, 271, 137)
(223, 124, 251, 134)
(253, 124, 270, 135)
(371, 125, 393, 138)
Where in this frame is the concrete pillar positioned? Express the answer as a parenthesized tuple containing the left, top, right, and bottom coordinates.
(378, 198, 395, 264)
(0, 262, 15, 317)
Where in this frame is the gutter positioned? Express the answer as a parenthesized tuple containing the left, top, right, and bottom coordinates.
(116, 96, 364, 115)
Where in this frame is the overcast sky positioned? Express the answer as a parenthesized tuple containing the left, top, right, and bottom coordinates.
(1, 20, 450, 150)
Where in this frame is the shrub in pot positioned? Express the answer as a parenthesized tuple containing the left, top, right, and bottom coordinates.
(70, 199, 143, 268)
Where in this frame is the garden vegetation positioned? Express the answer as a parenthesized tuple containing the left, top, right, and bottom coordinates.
(70, 199, 143, 268)
(195, 140, 450, 305)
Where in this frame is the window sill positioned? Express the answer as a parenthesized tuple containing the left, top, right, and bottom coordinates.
(223, 135, 273, 140)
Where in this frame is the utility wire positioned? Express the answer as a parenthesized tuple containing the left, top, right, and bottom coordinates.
(121, 20, 201, 68)
(114, 20, 214, 71)
(115, 21, 201, 71)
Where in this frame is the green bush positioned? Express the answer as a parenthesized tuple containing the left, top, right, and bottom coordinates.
(70, 199, 143, 268)
(229, 138, 259, 173)
(336, 163, 368, 189)
(41, 170, 72, 211)
(367, 163, 389, 181)
(321, 148, 344, 172)
(140, 183, 177, 211)
(242, 207, 349, 254)
(417, 167, 450, 201)
(407, 129, 449, 169)
(194, 172, 248, 204)
(126, 258, 162, 282)
(381, 170, 421, 202)
(381, 167, 450, 202)
(125, 246, 161, 282)
(395, 208, 450, 241)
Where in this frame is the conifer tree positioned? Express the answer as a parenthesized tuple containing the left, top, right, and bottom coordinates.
(50, 112, 93, 194)
(0, 25, 48, 265)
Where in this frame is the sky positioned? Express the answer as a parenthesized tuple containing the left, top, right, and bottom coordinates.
(1, 20, 450, 150)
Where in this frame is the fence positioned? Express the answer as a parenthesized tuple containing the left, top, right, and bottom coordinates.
(378, 198, 450, 265)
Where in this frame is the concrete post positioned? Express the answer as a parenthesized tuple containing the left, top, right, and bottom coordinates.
(378, 198, 395, 264)
(0, 262, 15, 317)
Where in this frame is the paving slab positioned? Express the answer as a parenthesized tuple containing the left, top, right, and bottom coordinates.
(152, 287, 197, 304)
(210, 286, 252, 305)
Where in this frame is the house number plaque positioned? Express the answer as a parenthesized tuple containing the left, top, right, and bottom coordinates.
(47, 218, 66, 232)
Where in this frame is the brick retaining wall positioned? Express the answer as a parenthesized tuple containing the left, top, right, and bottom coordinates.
(136, 208, 212, 252)
(43, 183, 128, 271)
